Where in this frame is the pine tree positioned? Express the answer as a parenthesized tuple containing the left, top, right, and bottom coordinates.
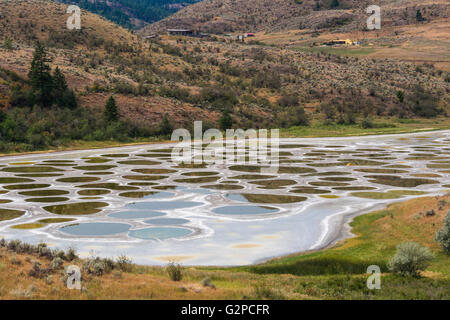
(52, 67, 77, 109)
(330, 0, 340, 9)
(396, 90, 405, 103)
(0, 108, 6, 123)
(28, 41, 53, 107)
(53, 67, 68, 93)
(219, 110, 233, 130)
(159, 114, 173, 136)
(104, 96, 119, 122)
(416, 9, 424, 22)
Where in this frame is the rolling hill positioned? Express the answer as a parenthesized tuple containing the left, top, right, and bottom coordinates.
(0, 0, 449, 152)
(143, 0, 450, 34)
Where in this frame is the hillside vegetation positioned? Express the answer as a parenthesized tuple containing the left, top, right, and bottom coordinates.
(143, 0, 450, 34)
(0, 0, 449, 153)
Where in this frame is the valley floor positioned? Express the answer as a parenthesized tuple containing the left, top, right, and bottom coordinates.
(1, 194, 449, 299)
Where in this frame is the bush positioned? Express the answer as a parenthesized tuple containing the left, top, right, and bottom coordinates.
(83, 257, 114, 276)
(435, 211, 450, 254)
(277, 94, 299, 107)
(361, 117, 374, 129)
(29, 260, 48, 278)
(166, 262, 183, 281)
(66, 246, 78, 262)
(252, 283, 284, 300)
(200, 277, 215, 289)
(49, 257, 64, 271)
(388, 242, 434, 277)
(116, 255, 133, 272)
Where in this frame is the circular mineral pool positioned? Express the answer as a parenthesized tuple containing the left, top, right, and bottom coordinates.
(108, 210, 166, 219)
(126, 201, 203, 211)
(129, 227, 193, 240)
(60, 222, 131, 236)
(212, 205, 279, 215)
(141, 191, 175, 199)
(144, 218, 190, 225)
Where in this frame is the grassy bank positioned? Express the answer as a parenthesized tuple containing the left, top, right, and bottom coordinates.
(280, 117, 450, 138)
(1, 117, 449, 158)
(0, 138, 167, 158)
(1, 194, 449, 299)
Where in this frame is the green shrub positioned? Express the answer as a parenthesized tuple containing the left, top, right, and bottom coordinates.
(166, 262, 183, 281)
(251, 283, 285, 300)
(388, 242, 434, 277)
(361, 117, 373, 129)
(116, 255, 133, 272)
(83, 257, 114, 276)
(200, 277, 216, 289)
(66, 246, 78, 262)
(435, 211, 450, 254)
(49, 257, 64, 271)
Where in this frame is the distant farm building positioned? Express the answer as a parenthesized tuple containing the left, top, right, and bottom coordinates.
(167, 29, 194, 36)
(323, 39, 355, 46)
(167, 29, 210, 38)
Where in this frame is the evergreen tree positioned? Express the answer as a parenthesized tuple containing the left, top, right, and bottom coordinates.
(330, 0, 340, 8)
(416, 9, 424, 22)
(53, 67, 68, 93)
(3, 38, 13, 50)
(396, 90, 405, 103)
(53, 67, 77, 109)
(219, 110, 233, 130)
(104, 96, 119, 121)
(159, 114, 173, 136)
(28, 41, 53, 107)
(0, 108, 6, 123)
(315, 1, 321, 10)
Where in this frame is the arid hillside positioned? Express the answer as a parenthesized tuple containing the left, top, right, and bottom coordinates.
(0, 0, 449, 134)
(0, 0, 219, 129)
(142, 0, 450, 34)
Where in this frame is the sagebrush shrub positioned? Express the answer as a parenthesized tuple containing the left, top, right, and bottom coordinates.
(49, 257, 64, 271)
(388, 242, 434, 277)
(115, 255, 133, 272)
(166, 262, 183, 281)
(435, 211, 450, 254)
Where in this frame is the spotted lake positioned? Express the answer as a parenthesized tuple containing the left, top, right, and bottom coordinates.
(0, 131, 449, 265)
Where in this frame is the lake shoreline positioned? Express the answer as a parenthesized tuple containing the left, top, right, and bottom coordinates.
(1, 124, 449, 159)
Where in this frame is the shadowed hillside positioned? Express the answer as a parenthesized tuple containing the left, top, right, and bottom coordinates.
(56, 0, 201, 29)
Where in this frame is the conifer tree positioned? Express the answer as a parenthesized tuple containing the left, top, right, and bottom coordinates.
(28, 41, 53, 107)
(104, 96, 119, 122)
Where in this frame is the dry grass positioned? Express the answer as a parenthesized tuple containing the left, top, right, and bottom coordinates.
(1, 195, 449, 299)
